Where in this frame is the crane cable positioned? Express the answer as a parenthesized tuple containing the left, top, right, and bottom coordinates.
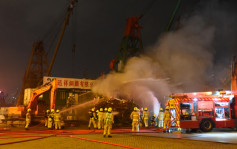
(166, 0, 182, 31)
(44, 3, 69, 57)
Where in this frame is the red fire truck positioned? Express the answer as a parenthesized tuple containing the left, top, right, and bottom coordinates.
(167, 91, 237, 132)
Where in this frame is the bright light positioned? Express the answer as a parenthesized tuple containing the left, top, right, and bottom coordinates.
(214, 91, 220, 95)
(214, 98, 218, 101)
(206, 92, 212, 95)
(193, 92, 197, 95)
(193, 98, 198, 101)
(196, 133, 237, 143)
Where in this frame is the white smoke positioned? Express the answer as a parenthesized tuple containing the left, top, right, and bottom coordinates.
(92, 1, 237, 115)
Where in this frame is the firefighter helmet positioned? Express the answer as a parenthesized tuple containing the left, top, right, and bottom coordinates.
(104, 108, 108, 111)
(96, 110, 99, 113)
(100, 108, 103, 112)
(134, 107, 137, 111)
(91, 108, 95, 112)
(108, 107, 112, 112)
(56, 110, 60, 113)
(160, 108, 163, 111)
(27, 109, 31, 112)
(165, 106, 169, 110)
(144, 107, 148, 111)
(153, 114, 156, 117)
(46, 110, 50, 113)
(51, 109, 54, 112)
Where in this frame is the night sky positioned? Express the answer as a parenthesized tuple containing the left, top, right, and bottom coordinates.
(0, 0, 236, 98)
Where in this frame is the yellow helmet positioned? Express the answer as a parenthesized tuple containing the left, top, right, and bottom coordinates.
(165, 106, 169, 110)
(46, 110, 50, 113)
(153, 114, 156, 117)
(144, 107, 148, 111)
(91, 108, 95, 112)
(51, 109, 54, 112)
(96, 110, 99, 113)
(56, 110, 60, 113)
(108, 107, 112, 112)
(104, 108, 108, 111)
(27, 109, 31, 112)
(100, 108, 103, 112)
(160, 108, 163, 111)
(134, 107, 137, 111)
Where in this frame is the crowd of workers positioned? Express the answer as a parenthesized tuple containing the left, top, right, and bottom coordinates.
(129, 106, 173, 133)
(86, 105, 173, 137)
(88, 107, 114, 137)
(25, 105, 173, 135)
(25, 108, 62, 130)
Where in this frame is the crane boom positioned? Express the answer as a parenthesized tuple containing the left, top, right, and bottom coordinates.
(47, 0, 77, 76)
(27, 79, 57, 114)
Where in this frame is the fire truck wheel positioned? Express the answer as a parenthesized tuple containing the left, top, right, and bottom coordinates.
(200, 119, 213, 132)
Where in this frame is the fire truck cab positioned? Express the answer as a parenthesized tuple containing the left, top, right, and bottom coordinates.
(167, 91, 237, 132)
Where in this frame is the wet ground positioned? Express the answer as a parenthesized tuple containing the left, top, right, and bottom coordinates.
(0, 125, 236, 149)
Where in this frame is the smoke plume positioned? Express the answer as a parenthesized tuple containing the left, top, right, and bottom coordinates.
(92, 0, 237, 115)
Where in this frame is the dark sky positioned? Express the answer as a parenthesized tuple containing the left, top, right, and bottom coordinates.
(2, 0, 236, 97)
(0, 0, 190, 95)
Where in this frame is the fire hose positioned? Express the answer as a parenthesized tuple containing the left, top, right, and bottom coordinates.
(70, 135, 140, 149)
(0, 135, 53, 145)
(0, 133, 140, 149)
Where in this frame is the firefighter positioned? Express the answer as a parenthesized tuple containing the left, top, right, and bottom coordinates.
(25, 108, 31, 130)
(98, 108, 104, 129)
(48, 109, 54, 129)
(130, 107, 140, 131)
(150, 114, 156, 126)
(142, 107, 149, 127)
(183, 109, 190, 120)
(103, 107, 114, 138)
(103, 108, 108, 126)
(158, 108, 164, 128)
(45, 110, 50, 127)
(163, 106, 172, 132)
(96, 110, 99, 126)
(54, 110, 61, 130)
(139, 108, 143, 127)
(88, 108, 97, 129)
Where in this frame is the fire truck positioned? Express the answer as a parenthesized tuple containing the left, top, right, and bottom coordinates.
(165, 56, 237, 132)
(167, 91, 237, 132)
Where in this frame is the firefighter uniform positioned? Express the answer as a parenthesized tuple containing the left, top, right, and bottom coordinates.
(142, 108, 149, 127)
(103, 108, 108, 125)
(88, 108, 97, 129)
(103, 107, 114, 137)
(158, 108, 164, 127)
(25, 109, 31, 129)
(45, 110, 50, 127)
(54, 110, 61, 130)
(130, 107, 140, 131)
(48, 109, 54, 129)
(163, 106, 172, 131)
(98, 108, 104, 129)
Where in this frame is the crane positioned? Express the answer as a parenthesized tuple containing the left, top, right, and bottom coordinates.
(110, 0, 181, 72)
(16, 0, 77, 106)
